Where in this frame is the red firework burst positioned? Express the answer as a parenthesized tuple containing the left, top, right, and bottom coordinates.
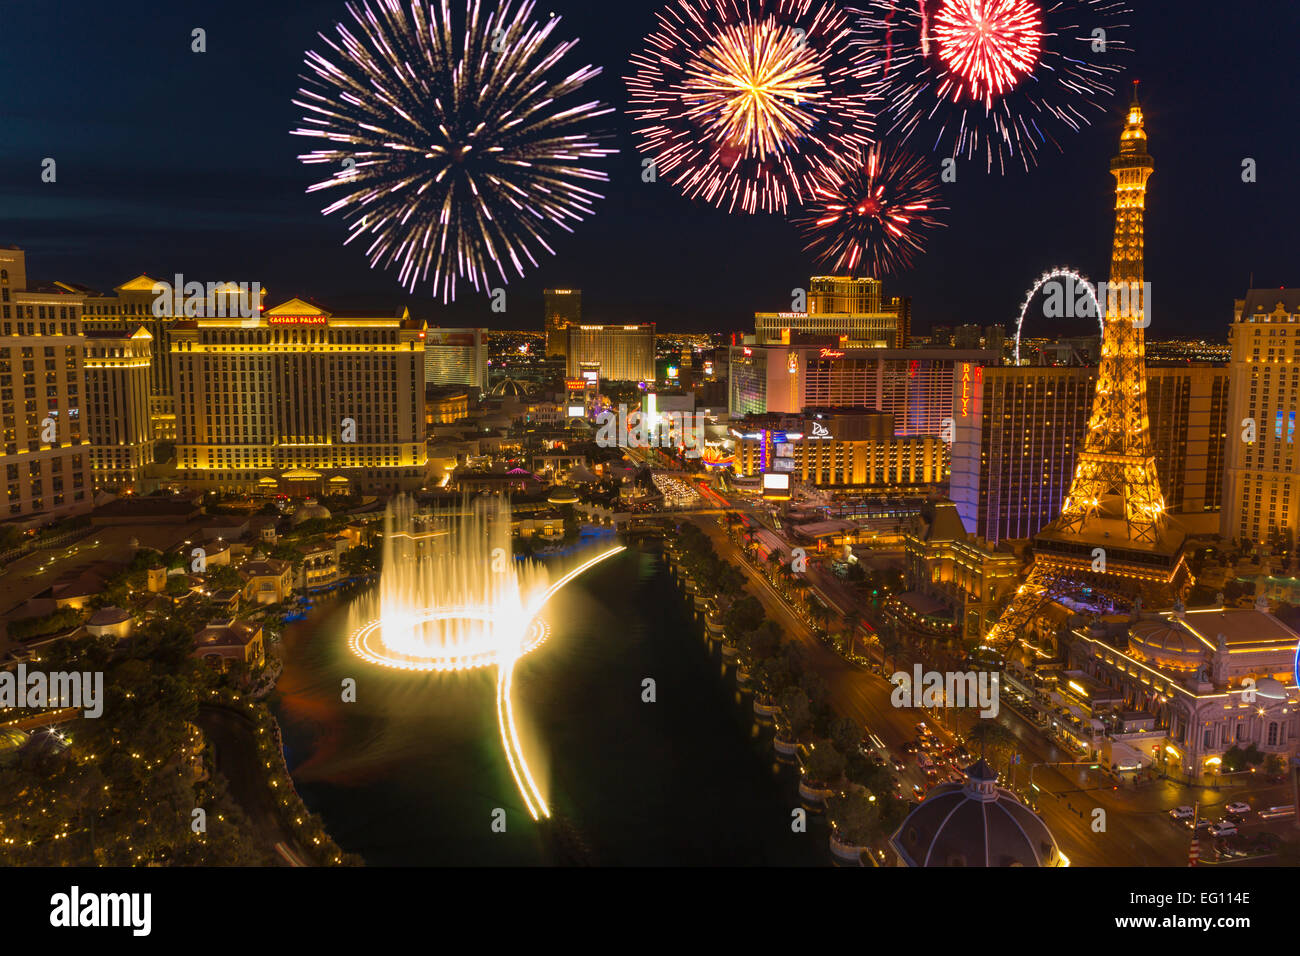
(933, 0, 1043, 107)
(849, 0, 1132, 173)
(625, 0, 880, 215)
(794, 145, 946, 276)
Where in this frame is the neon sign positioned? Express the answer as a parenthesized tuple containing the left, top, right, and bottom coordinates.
(819, 348, 845, 359)
(268, 315, 328, 326)
(960, 363, 984, 417)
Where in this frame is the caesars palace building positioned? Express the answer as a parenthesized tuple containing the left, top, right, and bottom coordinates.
(170, 298, 428, 496)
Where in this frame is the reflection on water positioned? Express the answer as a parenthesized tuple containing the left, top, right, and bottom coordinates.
(272, 547, 826, 866)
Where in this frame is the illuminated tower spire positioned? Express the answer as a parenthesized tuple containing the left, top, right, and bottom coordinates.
(987, 92, 1188, 653)
(1054, 82, 1166, 544)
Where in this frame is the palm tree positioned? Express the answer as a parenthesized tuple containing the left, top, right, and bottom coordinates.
(765, 549, 783, 582)
(878, 619, 904, 675)
(808, 600, 830, 637)
(964, 721, 1020, 779)
(787, 575, 805, 606)
(841, 609, 863, 659)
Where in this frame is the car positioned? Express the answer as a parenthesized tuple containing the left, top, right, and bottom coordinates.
(1209, 821, 1238, 837)
(1184, 817, 1212, 832)
(1225, 802, 1251, 816)
(1168, 805, 1195, 820)
(911, 784, 925, 801)
(890, 758, 906, 773)
(900, 741, 918, 755)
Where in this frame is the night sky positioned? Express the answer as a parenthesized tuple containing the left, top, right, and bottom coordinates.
(3, 0, 1296, 338)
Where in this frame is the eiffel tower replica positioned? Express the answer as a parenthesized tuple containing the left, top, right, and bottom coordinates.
(987, 86, 1191, 653)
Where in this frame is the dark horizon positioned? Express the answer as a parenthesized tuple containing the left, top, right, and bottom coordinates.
(3, 0, 1295, 339)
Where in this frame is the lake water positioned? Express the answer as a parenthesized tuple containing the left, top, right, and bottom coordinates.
(271, 543, 826, 866)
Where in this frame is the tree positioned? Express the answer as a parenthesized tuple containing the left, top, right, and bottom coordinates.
(340, 543, 379, 577)
(1221, 744, 1265, 773)
(204, 564, 244, 591)
(803, 740, 846, 787)
(830, 715, 864, 757)
(878, 620, 904, 674)
(739, 618, 782, 663)
(723, 596, 764, 638)
(825, 789, 905, 849)
(808, 599, 830, 636)
(841, 609, 863, 658)
(964, 721, 1019, 777)
(779, 687, 814, 739)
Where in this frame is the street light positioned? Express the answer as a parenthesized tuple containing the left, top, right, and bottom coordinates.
(1027, 760, 1101, 810)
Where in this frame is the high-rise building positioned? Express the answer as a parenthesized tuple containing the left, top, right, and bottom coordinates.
(754, 276, 910, 349)
(951, 364, 1228, 546)
(83, 327, 156, 492)
(424, 327, 487, 392)
(989, 89, 1190, 650)
(950, 366, 1096, 546)
(727, 345, 996, 436)
(1223, 289, 1300, 546)
(730, 411, 944, 489)
(544, 288, 581, 358)
(565, 323, 655, 383)
(1147, 365, 1231, 522)
(78, 275, 266, 442)
(0, 247, 91, 521)
(170, 297, 427, 496)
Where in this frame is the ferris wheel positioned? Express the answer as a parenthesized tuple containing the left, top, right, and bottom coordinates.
(1013, 267, 1106, 365)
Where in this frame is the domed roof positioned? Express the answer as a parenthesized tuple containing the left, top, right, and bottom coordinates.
(1127, 618, 1206, 671)
(291, 497, 331, 525)
(548, 486, 581, 506)
(489, 377, 532, 397)
(890, 761, 1064, 867)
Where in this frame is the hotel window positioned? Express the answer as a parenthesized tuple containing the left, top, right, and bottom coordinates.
(1268, 722, 1279, 746)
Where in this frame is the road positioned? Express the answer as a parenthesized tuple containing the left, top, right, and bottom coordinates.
(685, 509, 1283, 867)
(622, 461, 1300, 865)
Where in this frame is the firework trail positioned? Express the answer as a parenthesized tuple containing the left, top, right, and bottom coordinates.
(626, 0, 881, 215)
(852, 0, 1132, 173)
(292, 0, 616, 302)
(794, 143, 946, 276)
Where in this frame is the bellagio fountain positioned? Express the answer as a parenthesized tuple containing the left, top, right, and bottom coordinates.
(346, 494, 623, 818)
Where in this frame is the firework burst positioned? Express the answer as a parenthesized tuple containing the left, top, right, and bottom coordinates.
(852, 0, 1132, 173)
(626, 0, 880, 215)
(291, 0, 616, 302)
(794, 144, 946, 276)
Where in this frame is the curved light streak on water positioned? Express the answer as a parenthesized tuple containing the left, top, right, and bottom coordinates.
(345, 494, 626, 822)
(498, 545, 627, 820)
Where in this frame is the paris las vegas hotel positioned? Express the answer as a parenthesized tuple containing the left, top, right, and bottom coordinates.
(1, 246, 427, 521)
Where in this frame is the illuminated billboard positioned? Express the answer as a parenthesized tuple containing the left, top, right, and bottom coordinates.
(567, 405, 586, 418)
(762, 472, 791, 499)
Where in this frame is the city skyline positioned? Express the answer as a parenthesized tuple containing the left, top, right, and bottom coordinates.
(3, 0, 1296, 337)
(5, 0, 1300, 901)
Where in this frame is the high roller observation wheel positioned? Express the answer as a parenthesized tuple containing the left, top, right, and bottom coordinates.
(1013, 268, 1105, 365)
